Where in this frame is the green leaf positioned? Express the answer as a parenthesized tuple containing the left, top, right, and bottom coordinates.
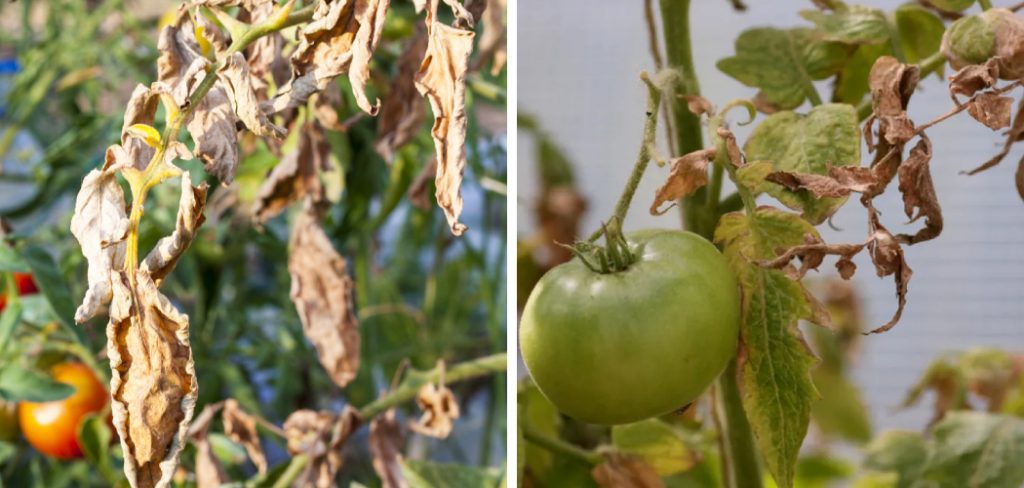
(801, 6, 890, 45)
(811, 368, 872, 444)
(894, 4, 946, 67)
(922, 412, 1024, 487)
(611, 419, 697, 476)
(929, 0, 975, 13)
(718, 28, 847, 110)
(862, 430, 927, 487)
(78, 413, 117, 483)
(0, 300, 23, 357)
(744, 104, 861, 223)
(0, 441, 15, 465)
(20, 245, 79, 335)
(714, 207, 821, 488)
(400, 460, 504, 488)
(944, 14, 997, 66)
(0, 364, 75, 402)
(0, 246, 29, 273)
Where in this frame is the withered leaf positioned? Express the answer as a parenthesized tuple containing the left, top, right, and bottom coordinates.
(285, 0, 391, 116)
(253, 122, 329, 223)
(369, 409, 407, 488)
(683, 95, 715, 117)
(70, 169, 129, 323)
(288, 201, 361, 388)
(217, 52, 286, 138)
(717, 127, 743, 168)
(474, 0, 506, 76)
(222, 399, 267, 474)
(1017, 156, 1024, 201)
(767, 171, 851, 198)
(284, 407, 361, 488)
(415, 7, 475, 236)
(187, 402, 227, 488)
(375, 31, 428, 162)
(897, 138, 943, 244)
(866, 208, 912, 334)
(591, 454, 665, 488)
(966, 92, 1013, 130)
(409, 370, 460, 439)
(965, 95, 1024, 176)
(408, 157, 437, 210)
(949, 58, 999, 100)
(244, 0, 291, 97)
(865, 56, 919, 147)
(650, 147, 716, 215)
(537, 185, 588, 264)
(108, 270, 197, 488)
(141, 173, 208, 284)
(121, 85, 160, 170)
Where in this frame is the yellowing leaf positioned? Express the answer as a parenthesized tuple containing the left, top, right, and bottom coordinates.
(108, 269, 197, 488)
(288, 201, 360, 388)
(125, 124, 162, 149)
(415, 7, 475, 236)
(70, 169, 129, 323)
(611, 419, 697, 476)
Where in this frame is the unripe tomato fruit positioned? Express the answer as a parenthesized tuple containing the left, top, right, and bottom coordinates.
(519, 230, 740, 425)
(19, 362, 108, 459)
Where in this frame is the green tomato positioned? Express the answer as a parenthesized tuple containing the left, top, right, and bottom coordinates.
(519, 229, 740, 425)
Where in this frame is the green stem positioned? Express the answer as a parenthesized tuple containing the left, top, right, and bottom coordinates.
(660, 0, 762, 483)
(358, 353, 506, 418)
(660, 0, 710, 236)
(979, 0, 993, 10)
(522, 424, 602, 465)
(716, 360, 763, 488)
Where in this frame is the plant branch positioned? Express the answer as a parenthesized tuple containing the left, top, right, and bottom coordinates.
(358, 353, 507, 419)
(522, 424, 602, 465)
(716, 360, 763, 488)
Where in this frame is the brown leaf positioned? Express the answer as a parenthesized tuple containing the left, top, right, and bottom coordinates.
(415, 6, 475, 236)
(222, 399, 267, 474)
(409, 363, 460, 439)
(537, 186, 588, 264)
(896, 138, 943, 244)
(682, 95, 714, 116)
(244, 1, 292, 95)
(284, 407, 362, 488)
(217, 52, 286, 138)
(369, 409, 407, 488)
(966, 92, 1013, 130)
(141, 173, 208, 284)
(286, 0, 391, 116)
(187, 402, 227, 488)
(1017, 155, 1024, 201)
(253, 122, 330, 223)
(716, 127, 743, 168)
(948, 59, 999, 101)
(865, 208, 912, 334)
(866, 56, 919, 147)
(473, 0, 506, 76)
(70, 169, 129, 323)
(108, 270, 198, 488)
(591, 454, 664, 488)
(121, 85, 160, 170)
(408, 157, 437, 210)
(767, 171, 851, 199)
(836, 256, 857, 280)
(650, 147, 716, 215)
(965, 96, 1024, 176)
(375, 31, 428, 162)
(288, 201, 361, 388)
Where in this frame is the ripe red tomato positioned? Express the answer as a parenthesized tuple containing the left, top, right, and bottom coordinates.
(19, 362, 108, 459)
(13, 272, 38, 295)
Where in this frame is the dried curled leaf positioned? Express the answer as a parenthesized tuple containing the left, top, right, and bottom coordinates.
(222, 399, 267, 474)
(966, 92, 1013, 130)
(282, 0, 391, 115)
(415, 6, 475, 236)
(369, 409, 407, 488)
(409, 368, 460, 439)
(474, 0, 506, 76)
(253, 122, 330, 223)
(121, 85, 160, 170)
(683, 95, 715, 117)
(897, 138, 943, 244)
(187, 402, 227, 488)
(865, 209, 912, 334)
(375, 31, 428, 162)
(408, 157, 437, 210)
(70, 169, 129, 323)
(949, 58, 999, 100)
(865, 56, 919, 147)
(217, 52, 286, 138)
(284, 407, 361, 488)
(650, 147, 716, 215)
(591, 454, 664, 488)
(288, 201, 361, 388)
(141, 173, 208, 284)
(108, 270, 197, 488)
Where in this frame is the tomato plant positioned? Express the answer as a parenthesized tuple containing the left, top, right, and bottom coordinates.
(18, 362, 107, 460)
(0, 400, 17, 442)
(520, 229, 739, 425)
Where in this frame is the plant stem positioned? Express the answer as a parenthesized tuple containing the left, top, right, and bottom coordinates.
(659, 0, 762, 483)
(358, 353, 506, 418)
(522, 424, 602, 465)
(716, 360, 763, 488)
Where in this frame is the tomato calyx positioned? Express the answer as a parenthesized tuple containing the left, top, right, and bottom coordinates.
(562, 219, 638, 274)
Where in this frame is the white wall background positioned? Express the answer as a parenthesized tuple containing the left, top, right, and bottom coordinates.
(518, 0, 1024, 437)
